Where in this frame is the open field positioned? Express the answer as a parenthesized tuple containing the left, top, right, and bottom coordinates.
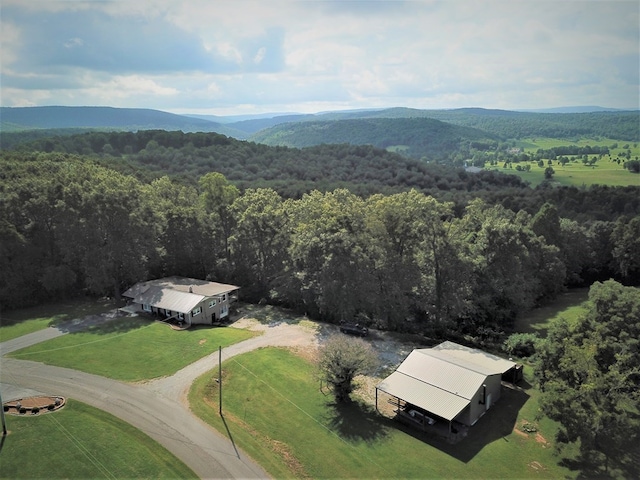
(8, 316, 256, 381)
(513, 288, 590, 336)
(0, 399, 197, 479)
(491, 137, 640, 188)
(0, 298, 116, 343)
(487, 160, 639, 187)
(189, 347, 574, 479)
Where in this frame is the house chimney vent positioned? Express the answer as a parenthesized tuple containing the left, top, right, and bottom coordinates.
(189, 286, 193, 293)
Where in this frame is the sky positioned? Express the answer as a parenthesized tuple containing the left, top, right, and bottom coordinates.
(1, 0, 638, 116)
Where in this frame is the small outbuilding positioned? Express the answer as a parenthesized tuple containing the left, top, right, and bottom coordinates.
(376, 341, 516, 435)
(122, 276, 239, 327)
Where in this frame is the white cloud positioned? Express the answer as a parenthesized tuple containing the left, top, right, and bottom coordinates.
(1, 0, 638, 113)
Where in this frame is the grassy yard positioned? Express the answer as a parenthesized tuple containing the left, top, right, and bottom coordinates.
(0, 298, 117, 343)
(513, 288, 590, 336)
(8, 316, 256, 381)
(189, 347, 575, 479)
(0, 399, 197, 479)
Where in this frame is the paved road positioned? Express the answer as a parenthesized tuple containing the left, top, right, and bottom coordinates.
(0, 315, 319, 479)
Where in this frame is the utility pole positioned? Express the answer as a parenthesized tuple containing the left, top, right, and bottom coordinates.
(0, 386, 7, 436)
(218, 346, 222, 416)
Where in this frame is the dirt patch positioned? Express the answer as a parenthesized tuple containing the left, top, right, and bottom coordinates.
(199, 339, 207, 345)
(513, 428, 529, 438)
(535, 432, 549, 445)
(4, 396, 65, 415)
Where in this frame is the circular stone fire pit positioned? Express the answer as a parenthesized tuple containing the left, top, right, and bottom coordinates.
(3, 396, 66, 416)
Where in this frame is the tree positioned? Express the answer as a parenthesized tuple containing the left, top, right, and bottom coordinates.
(610, 216, 640, 280)
(284, 189, 375, 321)
(199, 172, 239, 267)
(229, 188, 290, 301)
(544, 166, 555, 179)
(317, 334, 377, 403)
(537, 280, 640, 477)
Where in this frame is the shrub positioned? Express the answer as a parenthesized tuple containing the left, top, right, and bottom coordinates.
(19, 407, 27, 414)
(31, 406, 40, 414)
(503, 332, 539, 358)
(48, 404, 56, 411)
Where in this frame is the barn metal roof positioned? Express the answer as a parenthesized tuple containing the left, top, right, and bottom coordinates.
(428, 341, 515, 375)
(131, 286, 205, 314)
(377, 371, 470, 421)
(397, 350, 487, 400)
(376, 341, 516, 422)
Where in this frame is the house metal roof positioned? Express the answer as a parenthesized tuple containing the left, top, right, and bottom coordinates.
(377, 371, 470, 421)
(122, 276, 239, 301)
(132, 286, 205, 314)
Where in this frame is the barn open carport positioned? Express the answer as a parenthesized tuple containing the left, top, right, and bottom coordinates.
(375, 370, 470, 442)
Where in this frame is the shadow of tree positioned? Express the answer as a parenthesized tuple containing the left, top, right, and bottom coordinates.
(324, 399, 389, 444)
(558, 446, 639, 480)
(237, 304, 312, 327)
(56, 313, 150, 335)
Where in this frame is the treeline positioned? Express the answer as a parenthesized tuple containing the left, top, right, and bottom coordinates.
(5, 131, 639, 223)
(2, 154, 638, 342)
(420, 109, 640, 142)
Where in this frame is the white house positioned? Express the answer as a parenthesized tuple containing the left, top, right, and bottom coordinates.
(122, 276, 239, 327)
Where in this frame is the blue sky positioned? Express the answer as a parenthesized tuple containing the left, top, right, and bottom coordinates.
(1, 0, 638, 115)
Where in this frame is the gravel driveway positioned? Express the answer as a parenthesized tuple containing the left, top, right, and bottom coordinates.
(0, 305, 418, 479)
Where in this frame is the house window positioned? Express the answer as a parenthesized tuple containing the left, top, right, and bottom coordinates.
(178, 312, 184, 320)
(221, 294, 227, 302)
(143, 304, 152, 312)
(192, 306, 202, 316)
(209, 299, 217, 308)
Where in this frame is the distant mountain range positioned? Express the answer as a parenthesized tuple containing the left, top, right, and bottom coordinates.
(2, 105, 638, 157)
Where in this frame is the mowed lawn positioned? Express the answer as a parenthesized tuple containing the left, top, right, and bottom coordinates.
(0, 399, 197, 479)
(0, 298, 117, 343)
(8, 316, 256, 381)
(190, 347, 575, 479)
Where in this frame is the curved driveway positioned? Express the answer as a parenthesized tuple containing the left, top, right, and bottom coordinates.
(0, 316, 319, 479)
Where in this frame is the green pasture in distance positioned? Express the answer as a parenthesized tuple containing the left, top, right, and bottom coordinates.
(0, 399, 197, 480)
(8, 315, 256, 381)
(190, 347, 575, 479)
(487, 160, 639, 187)
(0, 298, 117, 343)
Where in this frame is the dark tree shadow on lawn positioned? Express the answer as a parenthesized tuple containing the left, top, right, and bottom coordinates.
(324, 399, 389, 444)
(56, 314, 151, 335)
(558, 447, 640, 480)
(392, 385, 530, 463)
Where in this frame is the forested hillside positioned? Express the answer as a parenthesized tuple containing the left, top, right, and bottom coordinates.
(2, 154, 638, 334)
(5, 130, 639, 221)
(249, 117, 497, 161)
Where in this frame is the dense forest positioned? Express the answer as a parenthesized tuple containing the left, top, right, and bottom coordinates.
(6, 130, 640, 221)
(2, 153, 638, 343)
